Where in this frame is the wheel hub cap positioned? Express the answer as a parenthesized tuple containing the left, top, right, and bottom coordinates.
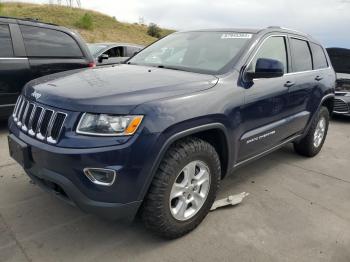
(169, 160, 211, 221)
(313, 116, 326, 148)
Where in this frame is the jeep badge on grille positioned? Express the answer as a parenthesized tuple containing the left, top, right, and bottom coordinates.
(31, 91, 41, 100)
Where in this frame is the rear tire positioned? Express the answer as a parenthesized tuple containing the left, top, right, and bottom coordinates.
(141, 137, 221, 239)
(294, 106, 330, 157)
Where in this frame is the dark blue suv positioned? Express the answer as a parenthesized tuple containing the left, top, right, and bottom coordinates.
(8, 27, 335, 239)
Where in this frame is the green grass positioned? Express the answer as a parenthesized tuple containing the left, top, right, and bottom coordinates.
(1, 2, 174, 45)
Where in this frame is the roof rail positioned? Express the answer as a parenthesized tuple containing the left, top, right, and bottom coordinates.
(267, 26, 282, 29)
(0, 16, 58, 26)
(266, 26, 308, 36)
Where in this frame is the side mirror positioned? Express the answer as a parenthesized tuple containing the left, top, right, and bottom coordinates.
(245, 58, 284, 80)
(98, 54, 109, 63)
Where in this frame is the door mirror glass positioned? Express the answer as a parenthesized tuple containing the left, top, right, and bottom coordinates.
(98, 54, 109, 63)
(246, 58, 284, 79)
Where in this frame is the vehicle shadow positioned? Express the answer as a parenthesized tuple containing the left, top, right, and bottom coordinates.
(332, 114, 350, 123)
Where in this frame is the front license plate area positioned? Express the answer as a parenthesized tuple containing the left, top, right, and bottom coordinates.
(8, 134, 31, 169)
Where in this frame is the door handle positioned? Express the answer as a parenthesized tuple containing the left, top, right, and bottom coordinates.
(315, 76, 323, 81)
(284, 81, 295, 87)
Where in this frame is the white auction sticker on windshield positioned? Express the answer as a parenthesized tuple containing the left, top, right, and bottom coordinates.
(221, 33, 253, 39)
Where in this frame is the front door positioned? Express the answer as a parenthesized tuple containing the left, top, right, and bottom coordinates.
(238, 35, 291, 162)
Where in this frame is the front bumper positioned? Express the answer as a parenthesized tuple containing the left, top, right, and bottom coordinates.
(26, 167, 141, 221)
(8, 119, 161, 221)
(333, 94, 350, 116)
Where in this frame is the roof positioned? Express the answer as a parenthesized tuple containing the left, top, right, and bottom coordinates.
(181, 26, 310, 37)
(0, 16, 58, 26)
(88, 42, 144, 48)
(179, 26, 320, 44)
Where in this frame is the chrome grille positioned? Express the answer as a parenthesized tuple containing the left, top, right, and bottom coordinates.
(12, 96, 67, 144)
(334, 98, 350, 113)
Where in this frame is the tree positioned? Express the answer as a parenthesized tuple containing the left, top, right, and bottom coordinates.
(75, 13, 93, 30)
(147, 23, 162, 38)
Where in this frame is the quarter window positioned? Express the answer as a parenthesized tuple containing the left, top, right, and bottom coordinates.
(310, 43, 328, 69)
(248, 36, 288, 73)
(20, 25, 83, 57)
(290, 38, 313, 72)
(0, 25, 14, 57)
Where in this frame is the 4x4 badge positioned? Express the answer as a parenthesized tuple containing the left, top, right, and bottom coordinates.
(31, 91, 41, 100)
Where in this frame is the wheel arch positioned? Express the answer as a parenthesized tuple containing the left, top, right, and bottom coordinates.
(321, 95, 334, 114)
(138, 123, 231, 201)
(301, 93, 334, 139)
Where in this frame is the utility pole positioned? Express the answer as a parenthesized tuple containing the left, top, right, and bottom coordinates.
(49, 0, 81, 8)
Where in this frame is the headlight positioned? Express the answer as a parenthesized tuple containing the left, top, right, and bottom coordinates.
(76, 113, 143, 136)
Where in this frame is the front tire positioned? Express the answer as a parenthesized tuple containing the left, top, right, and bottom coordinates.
(294, 106, 330, 157)
(141, 137, 221, 239)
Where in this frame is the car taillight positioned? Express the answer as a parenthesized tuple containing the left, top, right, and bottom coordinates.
(88, 62, 96, 68)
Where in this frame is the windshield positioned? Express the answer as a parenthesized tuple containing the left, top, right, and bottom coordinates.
(128, 31, 253, 74)
(87, 44, 108, 57)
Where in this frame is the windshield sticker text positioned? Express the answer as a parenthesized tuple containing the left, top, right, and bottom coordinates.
(221, 33, 253, 39)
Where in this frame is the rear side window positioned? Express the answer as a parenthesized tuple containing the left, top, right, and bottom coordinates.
(20, 25, 83, 57)
(0, 24, 14, 57)
(248, 36, 288, 73)
(310, 43, 328, 69)
(290, 38, 313, 72)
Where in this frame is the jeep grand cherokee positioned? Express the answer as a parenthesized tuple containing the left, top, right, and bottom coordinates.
(8, 27, 335, 239)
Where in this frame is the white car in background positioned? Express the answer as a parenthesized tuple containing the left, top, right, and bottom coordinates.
(88, 43, 144, 65)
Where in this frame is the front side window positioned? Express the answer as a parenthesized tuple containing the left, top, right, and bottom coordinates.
(290, 38, 313, 72)
(128, 31, 253, 74)
(310, 43, 328, 69)
(247, 36, 288, 73)
(20, 25, 83, 57)
(0, 24, 14, 57)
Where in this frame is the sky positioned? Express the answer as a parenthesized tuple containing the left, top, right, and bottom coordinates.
(6, 0, 350, 48)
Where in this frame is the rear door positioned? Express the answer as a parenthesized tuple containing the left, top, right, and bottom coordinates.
(0, 23, 31, 118)
(19, 25, 89, 78)
(309, 42, 334, 110)
(285, 37, 315, 121)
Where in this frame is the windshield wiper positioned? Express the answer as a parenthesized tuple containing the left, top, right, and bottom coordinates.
(156, 65, 181, 71)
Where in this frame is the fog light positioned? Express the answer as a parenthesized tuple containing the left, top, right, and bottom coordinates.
(83, 168, 116, 186)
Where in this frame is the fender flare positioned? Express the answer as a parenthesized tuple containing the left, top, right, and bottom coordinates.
(137, 123, 231, 201)
(302, 93, 334, 137)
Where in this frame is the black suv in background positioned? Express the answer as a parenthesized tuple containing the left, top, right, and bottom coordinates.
(326, 48, 350, 116)
(0, 16, 94, 119)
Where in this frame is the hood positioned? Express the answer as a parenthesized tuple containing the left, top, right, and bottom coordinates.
(24, 64, 218, 114)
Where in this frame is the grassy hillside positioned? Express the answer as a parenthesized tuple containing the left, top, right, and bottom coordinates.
(0, 2, 174, 45)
